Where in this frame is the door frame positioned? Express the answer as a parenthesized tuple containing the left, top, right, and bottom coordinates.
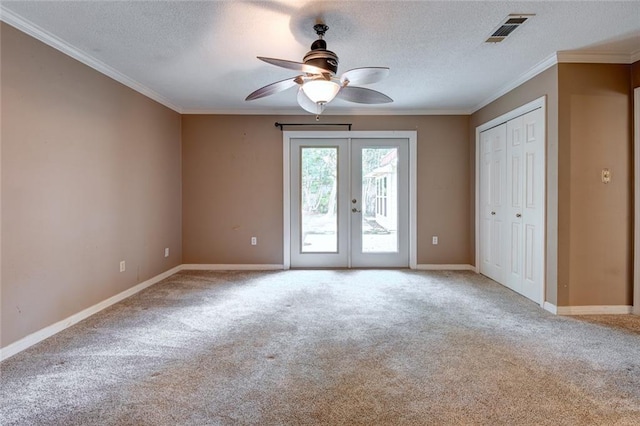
(475, 96, 547, 306)
(634, 87, 639, 315)
(283, 131, 417, 269)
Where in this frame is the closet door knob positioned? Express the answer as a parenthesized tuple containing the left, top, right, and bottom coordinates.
(491, 211, 496, 215)
(516, 213, 521, 218)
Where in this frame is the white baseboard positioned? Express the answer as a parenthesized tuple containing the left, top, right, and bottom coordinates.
(543, 302, 558, 314)
(10, 263, 630, 361)
(0, 263, 290, 361)
(415, 264, 476, 271)
(544, 303, 633, 315)
(0, 265, 182, 362)
(181, 264, 285, 271)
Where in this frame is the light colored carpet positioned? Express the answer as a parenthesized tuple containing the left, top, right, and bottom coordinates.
(1, 270, 639, 425)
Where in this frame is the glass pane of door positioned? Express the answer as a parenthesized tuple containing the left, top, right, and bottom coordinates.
(300, 147, 338, 252)
(361, 148, 398, 253)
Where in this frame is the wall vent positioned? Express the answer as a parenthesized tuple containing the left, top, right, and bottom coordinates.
(486, 14, 535, 43)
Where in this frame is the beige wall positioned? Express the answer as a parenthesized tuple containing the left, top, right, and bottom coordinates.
(182, 115, 471, 265)
(558, 63, 632, 306)
(1, 23, 182, 347)
(470, 66, 559, 304)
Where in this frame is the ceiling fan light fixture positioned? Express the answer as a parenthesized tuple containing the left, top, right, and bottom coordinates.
(246, 23, 392, 114)
(301, 79, 341, 105)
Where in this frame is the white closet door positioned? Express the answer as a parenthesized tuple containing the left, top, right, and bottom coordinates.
(505, 116, 524, 292)
(519, 108, 545, 304)
(480, 124, 506, 283)
(481, 107, 544, 305)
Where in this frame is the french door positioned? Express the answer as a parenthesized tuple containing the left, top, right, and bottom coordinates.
(288, 136, 410, 268)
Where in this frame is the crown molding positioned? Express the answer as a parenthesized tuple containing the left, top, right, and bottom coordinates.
(472, 53, 558, 113)
(0, 6, 183, 113)
(556, 50, 636, 64)
(472, 47, 639, 114)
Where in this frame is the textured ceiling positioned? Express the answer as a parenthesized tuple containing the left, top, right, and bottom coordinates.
(1, 1, 639, 115)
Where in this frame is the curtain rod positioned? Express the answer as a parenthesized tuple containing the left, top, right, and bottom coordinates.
(274, 122, 352, 131)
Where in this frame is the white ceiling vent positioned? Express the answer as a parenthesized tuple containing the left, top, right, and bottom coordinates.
(486, 14, 535, 43)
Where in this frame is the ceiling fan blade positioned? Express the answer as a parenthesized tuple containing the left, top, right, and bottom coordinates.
(258, 57, 331, 75)
(297, 88, 324, 114)
(245, 76, 301, 101)
(337, 86, 393, 104)
(340, 67, 390, 86)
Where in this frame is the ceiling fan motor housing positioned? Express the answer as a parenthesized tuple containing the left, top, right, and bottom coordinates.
(303, 38, 339, 75)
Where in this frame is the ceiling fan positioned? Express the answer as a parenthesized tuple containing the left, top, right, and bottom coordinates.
(245, 23, 392, 115)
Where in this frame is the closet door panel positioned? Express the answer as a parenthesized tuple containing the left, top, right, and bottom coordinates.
(480, 124, 506, 283)
(505, 117, 524, 292)
(520, 108, 544, 304)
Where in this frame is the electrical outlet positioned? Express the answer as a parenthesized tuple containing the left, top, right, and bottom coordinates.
(164, 247, 169, 257)
(119, 261, 126, 272)
(432, 236, 438, 245)
(251, 237, 257, 246)
(601, 168, 611, 184)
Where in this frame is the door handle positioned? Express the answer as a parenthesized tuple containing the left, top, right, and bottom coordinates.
(491, 211, 496, 215)
(516, 213, 521, 218)
(352, 208, 361, 213)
